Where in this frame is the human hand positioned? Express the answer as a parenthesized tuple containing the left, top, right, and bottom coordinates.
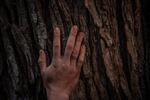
(38, 25, 86, 100)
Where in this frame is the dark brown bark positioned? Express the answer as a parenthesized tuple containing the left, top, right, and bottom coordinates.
(0, 0, 149, 100)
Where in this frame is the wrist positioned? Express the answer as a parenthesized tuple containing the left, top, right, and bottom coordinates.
(46, 88, 70, 100)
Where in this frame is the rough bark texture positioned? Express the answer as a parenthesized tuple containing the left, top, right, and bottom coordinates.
(0, 0, 149, 100)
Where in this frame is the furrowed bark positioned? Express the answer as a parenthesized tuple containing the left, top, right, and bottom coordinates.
(0, 0, 149, 100)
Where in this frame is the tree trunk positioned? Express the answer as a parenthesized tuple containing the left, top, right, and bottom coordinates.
(0, 0, 149, 100)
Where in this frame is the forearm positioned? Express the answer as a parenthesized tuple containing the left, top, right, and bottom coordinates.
(46, 89, 69, 100)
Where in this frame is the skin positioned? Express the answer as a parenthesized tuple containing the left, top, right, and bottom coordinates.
(38, 25, 86, 100)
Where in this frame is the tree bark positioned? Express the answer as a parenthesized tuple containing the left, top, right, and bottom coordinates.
(0, 0, 149, 100)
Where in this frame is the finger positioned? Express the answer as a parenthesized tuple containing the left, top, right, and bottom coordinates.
(71, 32, 84, 66)
(64, 25, 78, 61)
(53, 27, 61, 60)
(77, 45, 86, 69)
(38, 50, 47, 71)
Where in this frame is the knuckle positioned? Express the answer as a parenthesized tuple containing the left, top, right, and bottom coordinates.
(78, 59, 84, 65)
(56, 59, 61, 63)
(54, 51, 58, 57)
(62, 63, 69, 68)
(60, 65, 69, 72)
(38, 59, 42, 64)
(78, 37, 84, 42)
(52, 62, 57, 67)
(73, 49, 78, 54)
(54, 32, 60, 37)
(72, 32, 77, 37)
(54, 35, 60, 39)
(54, 44, 59, 49)
(66, 64, 70, 68)
(72, 68, 77, 73)
(79, 32, 84, 37)
(52, 59, 60, 66)
(68, 67, 77, 74)
(72, 54, 77, 60)
(67, 44, 73, 50)
(72, 50, 78, 59)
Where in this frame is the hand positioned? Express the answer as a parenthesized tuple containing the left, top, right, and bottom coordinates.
(38, 25, 86, 100)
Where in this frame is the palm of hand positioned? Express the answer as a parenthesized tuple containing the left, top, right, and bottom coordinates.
(38, 26, 86, 95)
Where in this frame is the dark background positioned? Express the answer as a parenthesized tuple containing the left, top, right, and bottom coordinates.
(142, 0, 150, 99)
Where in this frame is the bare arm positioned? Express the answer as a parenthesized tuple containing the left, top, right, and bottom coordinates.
(38, 25, 86, 100)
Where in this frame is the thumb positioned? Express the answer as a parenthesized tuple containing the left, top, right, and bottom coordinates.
(38, 49, 47, 71)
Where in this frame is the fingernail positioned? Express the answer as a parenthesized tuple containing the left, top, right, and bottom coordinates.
(55, 27, 60, 32)
(73, 25, 78, 28)
(73, 25, 78, 31)
(55, 27, 59, 31)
